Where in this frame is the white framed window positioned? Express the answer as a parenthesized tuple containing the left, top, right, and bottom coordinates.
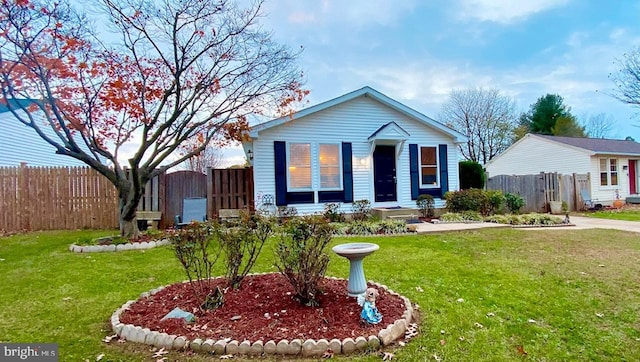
(419, 146, 439, 187)
(288, 143, 311, 190)
(319, 143, 342, 190)
(599, 158, 619, 187)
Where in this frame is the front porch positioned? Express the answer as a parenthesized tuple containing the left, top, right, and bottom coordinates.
(372, 206, 420, 221)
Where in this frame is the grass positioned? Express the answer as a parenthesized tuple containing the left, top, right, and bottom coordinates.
(583, 207, 640, 221)
(1, 228, 640, 361)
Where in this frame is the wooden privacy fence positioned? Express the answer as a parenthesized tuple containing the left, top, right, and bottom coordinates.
(0, 165, 254, 232)
(0, 165, 119, 232)
(486, 172, 590, 213)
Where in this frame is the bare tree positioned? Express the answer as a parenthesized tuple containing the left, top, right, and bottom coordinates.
(582, 113, 616, 139)
(440, 88, 517, 164)
(180, 145, 223, 173)
(611, 47, 640, 110)
(0, 0, 305, 237)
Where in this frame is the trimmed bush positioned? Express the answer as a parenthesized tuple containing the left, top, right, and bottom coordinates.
(459, 161, 486, 189)
(416, 194, 435, 218)
(323, 202, 345, 222)
(351, 199, 371, 221)
(274, 215, 333, 306)
(505, 193, 525, 214)
(440, 212, 464, 222)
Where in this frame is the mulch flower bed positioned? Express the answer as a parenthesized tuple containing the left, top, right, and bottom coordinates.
(119, 273, 406, 342)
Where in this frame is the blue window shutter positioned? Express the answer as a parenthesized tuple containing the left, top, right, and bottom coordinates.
(439, 144, 449, 198)
(274, 141, 287, 206)
(409, 144, 419, 200)
(342, 142, 353, 202)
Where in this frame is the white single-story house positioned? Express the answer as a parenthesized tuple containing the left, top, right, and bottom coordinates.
(485, 133, 640, 204)
(0, 100, 89, 167)
(242, 86, 467, 214)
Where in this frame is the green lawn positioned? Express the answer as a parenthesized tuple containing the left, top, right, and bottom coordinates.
(1, 228, 639, 361)
(584, 208, 640, 221)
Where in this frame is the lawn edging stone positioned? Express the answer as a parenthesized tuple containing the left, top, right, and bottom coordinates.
(69, 239, 171, 253)
(110, 273, 416, 357)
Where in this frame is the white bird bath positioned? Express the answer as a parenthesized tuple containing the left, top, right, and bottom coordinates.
(332, 242, 379, 297)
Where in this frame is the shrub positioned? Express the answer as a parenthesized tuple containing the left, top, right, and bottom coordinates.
(169, 222, 222, 309)
(460, 210, 483, 221)
(378, 219, 408, 234)
(445, 188, 487, 213)
(347, 221, 379, 235)
(323, 202, 345, 222)
(277, 206, 298, 222)
(484, 214, 511, 224)
(416, 194, 435, 218)
(351, 199, 371, 221)
(459, 161, 486, 189)
(504, 193, 525, 214)
(219, 212, 274, 290)
(274, 215, 334, 306)
(440, 212, 464, 222)
(484, 190, 505, 215)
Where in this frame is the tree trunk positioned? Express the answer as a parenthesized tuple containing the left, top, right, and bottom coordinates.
(118, 182, 142, 239)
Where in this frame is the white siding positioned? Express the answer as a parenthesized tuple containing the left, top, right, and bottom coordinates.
(252, 95, 459, 214)
(0, 110, 88, 167)
(485, 134, 591, 176)
(589, 155, 631, 204)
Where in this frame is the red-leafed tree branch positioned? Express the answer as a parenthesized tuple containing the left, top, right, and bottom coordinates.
(0, 0, 306, 237)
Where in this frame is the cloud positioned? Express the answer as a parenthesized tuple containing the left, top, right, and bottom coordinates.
(456, 0, 570, 24)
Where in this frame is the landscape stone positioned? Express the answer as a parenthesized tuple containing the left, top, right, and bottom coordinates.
(355, 336, 367, 350)
(119, 324, 134, 340)
(140, 291, 150, 298)
(328, 339, 342, 354)
(213, 340, 227, 355)
(145, 331, 160, 345)
(148, 241, 157, 248)
(190, 338, 203, 352)
(226, 340, 239, 354)
(288, 339, 302, 355)
(301, 339, 318, 357)
(275, 340, 289, 354)
(390, 319, 407, 340)
(140, 242, 150, 249)
(161, 307, 195, 323)
(238, 340, 251, 354)
(378, 329, 393, 345)
(201, 339, 214, 353)
(157, 333, 175, 349)
(367, 335, 381, 349)
(342, 338, 356, 353)
(129, 326, 147, 344)
(172, 336, 188, 350)
(104, 245, 116, 252)
(113, 323, 124, 335)
(69, 244, 75, 252)
(250, 340, 264, 354)
(263, 340, 277, 354)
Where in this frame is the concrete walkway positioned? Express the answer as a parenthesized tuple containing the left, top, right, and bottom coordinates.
(412, 216, 640, 234)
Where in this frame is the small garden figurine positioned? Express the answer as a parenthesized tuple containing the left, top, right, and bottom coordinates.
(357, 287, 382, 324)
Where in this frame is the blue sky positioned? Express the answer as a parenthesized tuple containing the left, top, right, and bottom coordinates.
(222, 0, 640, 165)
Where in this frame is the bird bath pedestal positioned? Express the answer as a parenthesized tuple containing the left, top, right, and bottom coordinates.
(332, 242, 379, 297)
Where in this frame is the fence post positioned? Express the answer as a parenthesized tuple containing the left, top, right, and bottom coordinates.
(206, 167, 213, 220)
(18, 162, 30, 230)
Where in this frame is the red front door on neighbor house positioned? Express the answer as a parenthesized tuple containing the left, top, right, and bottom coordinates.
(630, 160, 637, 195)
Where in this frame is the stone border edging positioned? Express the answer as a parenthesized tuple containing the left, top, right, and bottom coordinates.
(110, 273, 415, 357)
(511, 223, 575, 228)
(69, 239, 171, 253)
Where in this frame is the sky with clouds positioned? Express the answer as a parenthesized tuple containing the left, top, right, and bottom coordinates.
(221, 0, 640, 165)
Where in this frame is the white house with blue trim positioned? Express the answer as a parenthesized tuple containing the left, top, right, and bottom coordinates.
(243, 86, 467, 214)
(0, 100, 89, 167)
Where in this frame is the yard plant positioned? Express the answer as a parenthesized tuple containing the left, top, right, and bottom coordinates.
(1, 228, 639, 361)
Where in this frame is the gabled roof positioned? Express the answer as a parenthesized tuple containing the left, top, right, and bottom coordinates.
(536, 134, 640, 155)
(368, 121, 410, 141)
(248, 86, 467, 143)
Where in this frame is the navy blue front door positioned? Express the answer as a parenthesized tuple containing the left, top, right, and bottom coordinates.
(373, 145, 397, 202)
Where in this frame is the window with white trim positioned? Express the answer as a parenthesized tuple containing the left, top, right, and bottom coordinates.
(319, 143, 342, 189)
(420, 146, 438, 187)
(599, 158, 618, 186)
(288, 143, 311, 189)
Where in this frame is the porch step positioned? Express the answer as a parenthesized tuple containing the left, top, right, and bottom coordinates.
(372, 207, 419, 220)
(626, 196, 640, 204)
